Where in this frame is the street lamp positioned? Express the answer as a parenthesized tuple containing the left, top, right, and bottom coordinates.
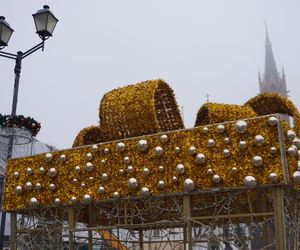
(0, 5, 58, 249)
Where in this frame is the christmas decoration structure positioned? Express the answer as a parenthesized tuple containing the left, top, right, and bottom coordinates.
(3, 79, 300, 249)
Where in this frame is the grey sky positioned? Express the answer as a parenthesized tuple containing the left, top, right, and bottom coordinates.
(0, 0, 299, 149)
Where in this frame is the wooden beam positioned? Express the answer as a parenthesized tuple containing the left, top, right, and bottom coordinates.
(10, 213, 17, 250)
(68, 207, 75, 250)
(272, 186, 286, 249)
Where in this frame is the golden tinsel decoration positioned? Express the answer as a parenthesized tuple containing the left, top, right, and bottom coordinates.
(194, 103, 256, 126)
(99, 79, 184, 142)
(72, 126, 102, 148)
(245, 93, 300, 135)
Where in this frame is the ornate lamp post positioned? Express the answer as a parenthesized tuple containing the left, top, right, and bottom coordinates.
(0, 5, 58, 248)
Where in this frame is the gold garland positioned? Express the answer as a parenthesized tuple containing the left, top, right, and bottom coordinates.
(99, 79, 184, 142)
(72, 126, 102, 148)
(245, 93, 300, 135)
(194, 103, 256, 126)
(5, 115, 296, 211)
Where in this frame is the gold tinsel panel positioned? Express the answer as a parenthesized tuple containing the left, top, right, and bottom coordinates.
(72, 126, 102, 148)
(244, 92, 300, 135)
(99, 79, 184, 142)
(4, 115, 291, 211)
(194, 103, 256, 126)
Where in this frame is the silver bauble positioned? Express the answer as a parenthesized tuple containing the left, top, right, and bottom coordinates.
(244, 176, 257, 187)
(60, 154, 66, 161)
(26, 167, 33, 175)
(160, 134, 168, 143)
(48, 167, 57, 177)
(231, 167, 238, 174)
(207, 168, 213, 175)
(83, 194, 91, 204)
(102, 173, 108, 181)
(175, 146, 181, 154)
(154, 146, 163, 157)
(45, 153, 53, 162)
(287, 130, 296, 141)
(98, 186, 105, 194)
(74, 165, 81, 173)
(239, 141, 247, 150)
(29, 197, 38, 207)
(252, 156, 263, 167)
(128, 177, 138, 190)
(35, 183, 42, 190)
(203, 127, 209, 133)
(143, 168, 150, 175)
(49, 183, 56, 191)
(254, 135, 264, 146)
(113, 191, 120, 199)
(101, 159, 106, 165)
(116, 142, 125, 152)
(223, 149, 230, 158)
(216, 124, 225, 134)
(235, 120, 247, 134)
(141, 187, 150, 196)
(157, 180, 165, 190)
(268, 173, 278, 183)
(54, 198, 60, 205)
(213, 174, 221, 184)
(293, 138, 300, 149)
(288, 146, 297, 156)
(86, 153, 92, 160)
(72, 178, 78, 183)
(293, 171, 300, 183)
(15, 186, 22, 194)
(89, 176, 94, 182)
(70, 196, 77, 204)
(39, 166, 45, 175)
(208, 139, 215, 148)
(270, 147, 277, 154)
(124, 156, 130, 164)
(176, 164, 185, 175)
(137, 139, 148, 152)
(127, 166, 134, 173)
(298, 161, 300, 170)
(85, 162, 93, 172)
(188, 146, 196, 155)
(25, 182, 33, 191)
(13, 171, 19, 178)
(172, 176, 178, 183)
(184, 178, 195, 192)
(212, 175, 220, 184)
(81, 183, 86, 188)
(92, 144, 98, 152)
(268, 116, 278, 126)
(119, 169, 125, 175)
(196, 153, 205, 164)
(224, 137, 230, 144)
(158, 165, 164, 172)
(104, 148, 110, 155)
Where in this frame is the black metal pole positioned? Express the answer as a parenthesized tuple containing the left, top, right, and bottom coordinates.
(0, 51, 23, 250)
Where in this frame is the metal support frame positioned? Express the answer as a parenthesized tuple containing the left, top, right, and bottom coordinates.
(272, 186, 286, 250)
(183, 195, 192, 250)
(0, 40, 45, 249)
(68, 207, 75, 250)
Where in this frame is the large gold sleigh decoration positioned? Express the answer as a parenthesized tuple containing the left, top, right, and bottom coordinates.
(3, 79, 300, 211)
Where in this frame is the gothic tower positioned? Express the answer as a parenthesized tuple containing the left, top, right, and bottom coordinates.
(259, 25, 288, 97)
(259, 24, 290, 125)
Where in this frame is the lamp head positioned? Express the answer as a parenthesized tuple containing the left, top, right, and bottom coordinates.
(0, 16, 14, 49)
(32, 5, 58, 40)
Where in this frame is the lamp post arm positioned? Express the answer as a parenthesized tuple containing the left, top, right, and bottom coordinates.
(22, 40, 44, 59)
(0, 50, 17, 60)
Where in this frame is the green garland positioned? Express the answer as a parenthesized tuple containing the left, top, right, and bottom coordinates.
(0, 114, 41, 137)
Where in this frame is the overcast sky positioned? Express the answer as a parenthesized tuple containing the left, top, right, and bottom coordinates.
(0, 1, 299, 149)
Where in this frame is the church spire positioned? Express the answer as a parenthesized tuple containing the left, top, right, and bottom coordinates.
(264, 23, 280, 88)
